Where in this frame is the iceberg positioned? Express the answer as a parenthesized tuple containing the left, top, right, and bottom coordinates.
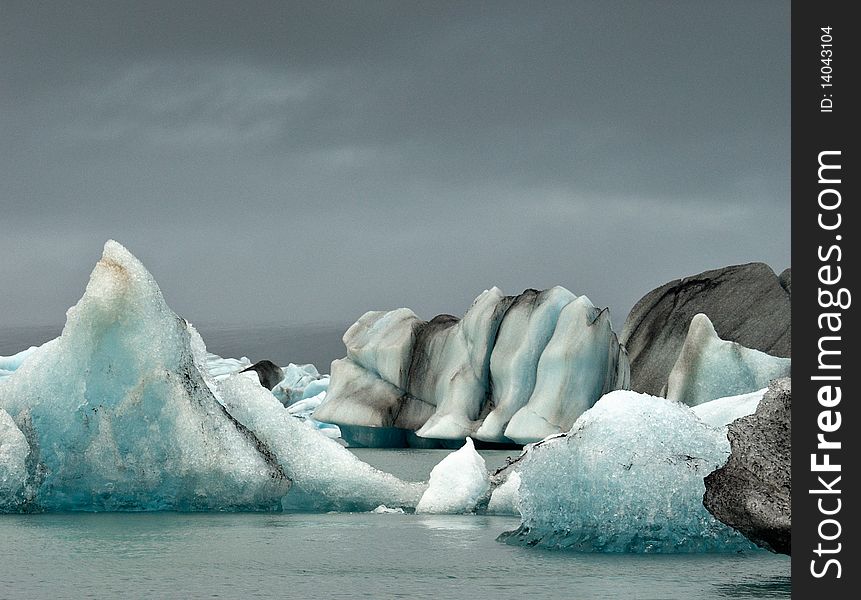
(0, 241, 289, 512)
(500, 390, 756, 552)
(620, 263, 791, 396)
(314, 287, 628, 446)
(0, 240, 422, 512)
(475, 287, 576, 442)
(415, 438, 489, 514)
(665, 314, 791, 406)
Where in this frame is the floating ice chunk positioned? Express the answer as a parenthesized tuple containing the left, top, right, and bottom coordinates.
(371, 504, 405, 514)
(666, 314, 791, 406)
(316, 286, 628, 446)
(415, 438, 489, 514)
(487, 470, 521, 516)
(504, 296, 630, 444)
(0, 241, 289, 512)
(501, 391, 755, 552)
(0, 408, 28, 509)
(692, 388, 765, 428)
(218, 372, 425, 512)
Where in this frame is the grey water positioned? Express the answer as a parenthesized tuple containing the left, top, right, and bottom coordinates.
(0, 326, 790, 598)
(0, 450, 790, 600)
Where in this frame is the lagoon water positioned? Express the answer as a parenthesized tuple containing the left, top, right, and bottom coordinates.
(0, 449, 790, 600)
(0, 326, 790, 599)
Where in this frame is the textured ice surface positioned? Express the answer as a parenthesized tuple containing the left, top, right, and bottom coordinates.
(691, 389, 765, 428)
(0, 241, 290, 512)
(0, 408, 28, 509)
(416, 438, 489, 514)
(476, 287, 576, 441)
(504, 296, 630, 444)
(204, 352, 252, 380)
(666, 314, 791, 406)
(501, 391, 756, 552)
(413, 288, 509, 440)
(487, 470, 521, 515)
(286, 390, 342, 440)
(0, 344, 48, 381)
(273, 363, 325, 406)
(218, 373, 424, 511)
(315, 286, 628, 445)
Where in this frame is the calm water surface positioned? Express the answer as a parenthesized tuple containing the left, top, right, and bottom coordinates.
(0, 512, 790, 600)
(0, 450, 790, 600)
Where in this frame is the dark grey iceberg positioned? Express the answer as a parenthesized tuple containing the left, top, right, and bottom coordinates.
(621, 263, 791, 396)
(313, 286, 629, 446)
(703, 377, 791, 555)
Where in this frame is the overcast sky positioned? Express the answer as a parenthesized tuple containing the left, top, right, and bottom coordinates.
(1, 1, 789, 332)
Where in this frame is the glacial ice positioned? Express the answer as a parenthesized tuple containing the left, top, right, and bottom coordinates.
(218, 373, 424, 512)
(487, 470, 521, 516)
(0, 241, 290, 512)
(666, 314, 791, 406)
(314, 286, 628, 445)
(273, 363, 326, 406)
(0, 240, 423, 513)
(205, 352, 252, 380)
(691, 388, 765, 428)
(0, 408, 28, 509)
(475, 287, 576, 442)
(0, 344, 47, 381)
(501, 390, 756, 552)
(503, 296, 630, 444)
(415, 438, 489, 514)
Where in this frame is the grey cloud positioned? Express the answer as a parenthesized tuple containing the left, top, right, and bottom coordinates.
(1, 1, 789, 334)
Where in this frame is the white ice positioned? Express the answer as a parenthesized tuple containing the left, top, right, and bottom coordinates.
(273, 363, 325, 406)
(204, 352, 252, 380)
(415, 288, 509, 440)
(415, 438, 489, 514)
(691, 388, 765, 428)
(487, 470, 521, 516)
